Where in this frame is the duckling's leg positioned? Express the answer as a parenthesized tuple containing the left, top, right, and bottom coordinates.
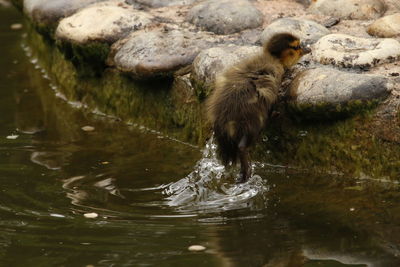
(237, 135, 251, 183)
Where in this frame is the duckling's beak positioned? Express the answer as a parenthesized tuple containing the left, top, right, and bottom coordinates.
(301, 43, 311, 55)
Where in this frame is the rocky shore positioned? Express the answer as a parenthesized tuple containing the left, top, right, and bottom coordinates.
(9, 0, 400, 178)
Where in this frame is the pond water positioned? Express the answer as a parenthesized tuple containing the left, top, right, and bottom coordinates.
(1, 4, 400, 267)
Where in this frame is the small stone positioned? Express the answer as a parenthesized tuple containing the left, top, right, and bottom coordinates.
(367, 13, 400, 38)
(133, 0, 200, 7)
(323, 17, 340, 28)
(81, 126, 95, 132)
(187, 0, 263, 34)
(6, 134, 19, 140)
(309, 0, 386, 20)
(84, 212, 98, 218)
(312, 34, 400, 69)
(188, 245, 206, 252)
(10, 23, 23, 30)
(350, 207, 355, 212)
(50, 213, 66, 218)
(261, 18, 329, 46)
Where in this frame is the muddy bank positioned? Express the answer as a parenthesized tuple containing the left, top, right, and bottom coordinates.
(10, 0, 400, 180)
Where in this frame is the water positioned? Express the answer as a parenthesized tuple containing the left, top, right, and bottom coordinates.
(1, 4, 400, 267)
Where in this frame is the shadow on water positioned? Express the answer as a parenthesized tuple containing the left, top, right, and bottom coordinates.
(1, 4, 400, 267)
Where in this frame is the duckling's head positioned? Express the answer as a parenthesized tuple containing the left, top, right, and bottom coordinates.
(265, 33, 310, 68)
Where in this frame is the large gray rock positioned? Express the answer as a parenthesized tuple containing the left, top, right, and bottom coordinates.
(187, 0, 264, 34)
(109, 27, 220, 78)
(312, 34, 400, 69)
(23, 0, 106, 26)
(56, 0, 153, 44)
(261, 18, 330, 46)
(133, 0, 200, 7)
(309, 0, 386, 20)
(192, 45, 261, 97)
(368, 13, 400, 38)
(289, 67, 390, 115)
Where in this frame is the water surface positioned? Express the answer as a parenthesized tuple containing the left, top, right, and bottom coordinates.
(1, 5, 400, 267)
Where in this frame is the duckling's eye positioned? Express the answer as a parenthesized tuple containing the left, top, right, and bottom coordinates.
(290, 45, 301, 50)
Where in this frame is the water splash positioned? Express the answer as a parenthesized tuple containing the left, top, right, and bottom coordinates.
(163, 137, 270, 213)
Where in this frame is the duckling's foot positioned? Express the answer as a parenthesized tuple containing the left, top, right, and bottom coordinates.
(236, 165, 252, 184)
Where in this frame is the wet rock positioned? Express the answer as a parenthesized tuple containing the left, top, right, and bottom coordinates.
(260, 18, 330, 46)
(192, 45, 261, 97)
(367, 13, 400, 38)
(187, 0, 264, 35)
(23, 0, 106, 26)
(289, 67, 390, 115)
(312, 34, 400, 69)
(133, 0, 200, 7)
(309, 0, 386, 20)
(56, 0, 153, 44)
(110, 27, 220, 78)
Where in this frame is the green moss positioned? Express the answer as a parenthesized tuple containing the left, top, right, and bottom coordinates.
(57, 40, 110, 78)
(287, 99, 380, 121)
(256, 110, 400, 179)
(191, 78, 213, 101)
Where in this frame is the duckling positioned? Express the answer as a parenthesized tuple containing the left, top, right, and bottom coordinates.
(206, 33, 310, 183)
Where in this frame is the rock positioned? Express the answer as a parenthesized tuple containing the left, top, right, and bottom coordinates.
(56, 0, 153, 45)
(133, 0, 200, 7)
(312, 34, 400, 69)
(23, 0, 106, 26)
(187, 0, 263, 35)
(110, 27, 220, 78)
(192, 45, 261, 97)
(260, 18, 330, 46)
(309, 0, 386, 20)
(289, 67, 390, 116)
(367, 13, 400, 38)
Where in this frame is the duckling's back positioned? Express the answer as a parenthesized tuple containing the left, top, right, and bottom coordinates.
(206, 52, 284, 165)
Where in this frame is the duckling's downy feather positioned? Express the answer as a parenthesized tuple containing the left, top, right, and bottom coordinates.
(207, 52, 284, 165)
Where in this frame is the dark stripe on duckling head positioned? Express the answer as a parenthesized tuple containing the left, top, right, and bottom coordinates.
(265, 33, 299, 58)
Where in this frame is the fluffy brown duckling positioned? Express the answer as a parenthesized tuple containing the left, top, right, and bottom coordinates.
(206, 33, 310, 183)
